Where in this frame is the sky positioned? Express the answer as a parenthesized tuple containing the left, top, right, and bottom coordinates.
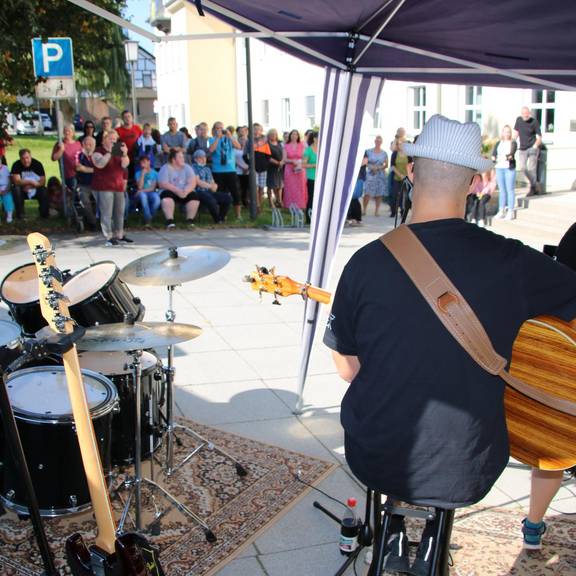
(124, 0, 156, 54)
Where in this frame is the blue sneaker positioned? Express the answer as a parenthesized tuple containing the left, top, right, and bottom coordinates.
(522, 518, 546, 550)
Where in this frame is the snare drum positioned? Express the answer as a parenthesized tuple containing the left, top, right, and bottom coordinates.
(65, 262, 145, 327)
(78, 350, 164, 466)
(0, 366, 117, 517)
(1, 263, 46, 336)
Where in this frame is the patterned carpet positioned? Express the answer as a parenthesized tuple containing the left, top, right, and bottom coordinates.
(0, 418, 335, 575)
(396, 505, 576, 576)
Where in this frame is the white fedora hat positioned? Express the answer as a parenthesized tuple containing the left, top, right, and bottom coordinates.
(404, 114, 493, 173)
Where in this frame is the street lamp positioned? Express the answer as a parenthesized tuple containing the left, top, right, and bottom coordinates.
(124, 40, 139, 122)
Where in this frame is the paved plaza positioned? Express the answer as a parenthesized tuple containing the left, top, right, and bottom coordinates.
(1, 190, 575, 575)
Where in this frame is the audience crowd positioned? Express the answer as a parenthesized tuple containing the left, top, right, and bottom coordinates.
(0, 106, 543, 244)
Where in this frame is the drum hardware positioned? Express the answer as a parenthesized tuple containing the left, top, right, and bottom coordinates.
(112, 348, 216, 542)
(119, 246, 247, 478)
(77, 318, 216, 541)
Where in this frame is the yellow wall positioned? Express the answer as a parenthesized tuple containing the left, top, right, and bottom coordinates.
(176, 2, 238, 129)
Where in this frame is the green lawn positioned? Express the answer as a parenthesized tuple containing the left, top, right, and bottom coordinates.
(1, 134, 288, 233)
(5, 134, 60, 181)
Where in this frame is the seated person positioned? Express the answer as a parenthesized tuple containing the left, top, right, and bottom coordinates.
(158, 149, 199, 229)
(10, 148, 48, 219)
(325, 115, 576, 575)
(0, 160, 14, 223)
(191, 149, 232, 224)
(465, 169, 496, 227)
(46, 176, 64, 216)
(135, 155, 161, 226)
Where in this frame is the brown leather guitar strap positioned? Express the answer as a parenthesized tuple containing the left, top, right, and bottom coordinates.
(381, 224, 576, 417)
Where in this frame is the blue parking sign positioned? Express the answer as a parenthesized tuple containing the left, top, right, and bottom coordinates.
(32, 38, 74, 78)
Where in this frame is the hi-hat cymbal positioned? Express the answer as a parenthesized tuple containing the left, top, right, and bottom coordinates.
(0, 320, 21, 347)
(0, 236, 27, 255)
(77, 321, 203, 352)
(119, 245, 230, 286)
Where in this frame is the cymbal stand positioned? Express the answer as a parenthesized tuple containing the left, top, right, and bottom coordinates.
(116, 348, 215, 542)
(162, 281, 247, 478)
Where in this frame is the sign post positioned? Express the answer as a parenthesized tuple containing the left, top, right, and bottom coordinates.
(32, 38, 76, 217)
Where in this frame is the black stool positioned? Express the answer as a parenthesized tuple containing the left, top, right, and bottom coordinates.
(368, 492, 454, 576)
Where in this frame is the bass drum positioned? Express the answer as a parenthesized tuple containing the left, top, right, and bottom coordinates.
(77, 350, 164, 466)
(65, 262, 145, 327)
(0, 366, 117, 517)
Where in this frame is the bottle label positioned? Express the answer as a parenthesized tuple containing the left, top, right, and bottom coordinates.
(339, 534, 358, 553)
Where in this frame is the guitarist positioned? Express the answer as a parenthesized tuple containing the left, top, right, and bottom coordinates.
(324, 115, 576, 573)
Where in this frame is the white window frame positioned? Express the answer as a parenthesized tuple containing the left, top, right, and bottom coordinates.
(305, 95, 316, 127)
(410, 86, 427, 131)
(531, 89, 555, 133)
(464, 86, 483, 125)
(262, 99, 270, 125)
(281, 97, 291, 130)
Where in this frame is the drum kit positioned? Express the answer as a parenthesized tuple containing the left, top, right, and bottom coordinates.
(0, 242, 237, 541)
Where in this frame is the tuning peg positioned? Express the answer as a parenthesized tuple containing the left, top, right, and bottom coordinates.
(270, 266, 276, 276)
(32, 247, 55, 265)
(47, 291, 69, 309)
(54, 313, 75, 332)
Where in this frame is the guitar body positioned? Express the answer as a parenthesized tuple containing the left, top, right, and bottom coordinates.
(507, 315, 576, 470)
(66, 533, 164, 576)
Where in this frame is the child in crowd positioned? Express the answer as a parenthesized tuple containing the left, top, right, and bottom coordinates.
(0, 160, 14, 223)
(135, 155, 161, 226)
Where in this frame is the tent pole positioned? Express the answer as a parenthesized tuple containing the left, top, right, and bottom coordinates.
(245, 37, 257, 220)
(352, 0, 407, 66)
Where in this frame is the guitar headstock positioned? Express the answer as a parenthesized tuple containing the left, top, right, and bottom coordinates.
(243, 266, 303, 304)
(27, 233, 74, 334)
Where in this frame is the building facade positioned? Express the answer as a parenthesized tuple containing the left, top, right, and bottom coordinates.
(151, 7, 576, 191)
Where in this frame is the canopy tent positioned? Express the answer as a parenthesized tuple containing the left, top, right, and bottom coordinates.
(66, 0, 576, 411)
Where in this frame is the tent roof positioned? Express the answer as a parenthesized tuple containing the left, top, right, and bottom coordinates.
(200, 0, 576, 90)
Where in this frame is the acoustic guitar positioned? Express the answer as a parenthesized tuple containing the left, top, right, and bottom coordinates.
(28, 233, 164, 576)
(246, 267, 576, 470)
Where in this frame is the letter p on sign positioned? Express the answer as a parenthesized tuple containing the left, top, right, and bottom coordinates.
(32, 38, 74, 78)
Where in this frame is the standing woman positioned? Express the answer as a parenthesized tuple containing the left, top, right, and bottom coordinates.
(267, 128, 284, 208)
(51, 123, 82, 194)
(492, 125, 518, 220)
(362, 135, 388, 217)
(79, 120, 96, 144)
(282, 129, 307, 211)
(91, 130, 131, 246)
(389, 138, 409, 218)
(302, 131, 318, 224)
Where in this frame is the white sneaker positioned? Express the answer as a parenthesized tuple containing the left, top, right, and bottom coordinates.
(505, 211, 515, 221)
(495, 210, 506, 219)
(6, 214, 13, 224)
(477, 219, 485, 228)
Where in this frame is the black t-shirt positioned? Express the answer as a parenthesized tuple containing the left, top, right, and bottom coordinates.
(324, 219, 576, 508)
(513, 116, 541, 150)
(10, 158, 45, 180)
(556, 223, 576, 272)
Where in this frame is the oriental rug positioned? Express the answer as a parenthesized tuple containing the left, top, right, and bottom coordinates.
(0, 418, 335, 576)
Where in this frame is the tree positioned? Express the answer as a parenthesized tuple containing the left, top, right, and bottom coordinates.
(0, 0, 130, 123)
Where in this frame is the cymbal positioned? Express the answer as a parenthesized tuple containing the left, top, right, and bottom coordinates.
(0, 236, 28, 255)
(0, 320, 21, 347)
(77, 321, 203, 352)
(119, 245, 230, 286)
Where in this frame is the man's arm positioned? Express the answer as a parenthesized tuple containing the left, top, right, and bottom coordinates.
(331, 351, 360, 383)
(92, 151, 111, 169)
(182, 172, 197, 195)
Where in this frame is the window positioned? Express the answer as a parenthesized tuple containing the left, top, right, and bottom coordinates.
(281, 98, 291, 129)
(464, 86, 482, 125)
(532, 89, 555, 133)
(411, 86, 427, 130)
(305, 95, 316, 127)
(262, 99, 270, 125)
